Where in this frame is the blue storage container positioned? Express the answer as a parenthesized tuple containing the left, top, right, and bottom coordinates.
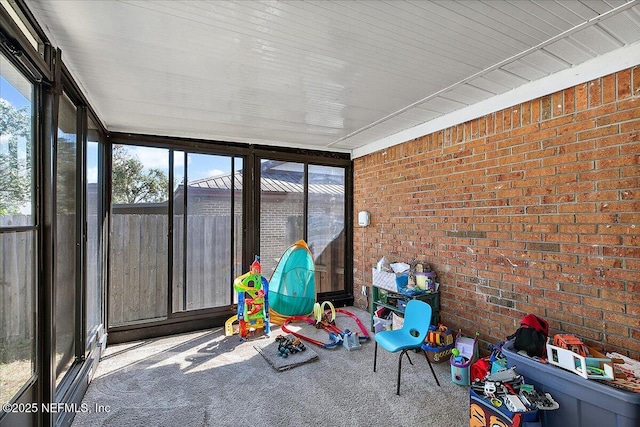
(502, 339, 640, 427)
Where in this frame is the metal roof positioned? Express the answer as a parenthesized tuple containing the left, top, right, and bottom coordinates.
(188, 171, 344, 195)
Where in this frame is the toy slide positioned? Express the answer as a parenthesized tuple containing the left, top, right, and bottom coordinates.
(224, 315, 238, 336)
(225, 256, 270, 338)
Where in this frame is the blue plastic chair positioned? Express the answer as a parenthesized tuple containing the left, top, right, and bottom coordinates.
(373, 299, 441, 395)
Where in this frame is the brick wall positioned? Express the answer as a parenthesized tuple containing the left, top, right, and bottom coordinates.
(353, 66, 640, 359)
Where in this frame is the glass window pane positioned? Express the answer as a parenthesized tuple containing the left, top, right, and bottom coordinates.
(0, 53, 36, 407)
(233, 158, 243, 291)
(173, 153, 239, 311)
(0, 55, 34, 220)
(55, 92, 77, 385)
(109, 144, 168, 326)
(307, 165, 345, 293)
(172, 151, 185, 313)
(86, 118, 102, 347)
(259, 160, 304, 278)
(0, 230, 36, 405)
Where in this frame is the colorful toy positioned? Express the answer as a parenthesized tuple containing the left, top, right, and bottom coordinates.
(427, 324, 454, 347)
(281, 302, 371, 349)
(553, 334, 588, 357)
(225, 256, 270, 338)
(275, 335, 306, 358)
(422, 324, 455, 363)
(450, 331, 479, 386)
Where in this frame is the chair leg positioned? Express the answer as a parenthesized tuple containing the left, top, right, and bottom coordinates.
(373, 342, 378, 372)
(404, 351, 414, 366)
(397, 349, 408, 395)
(422, 349, 441, 387)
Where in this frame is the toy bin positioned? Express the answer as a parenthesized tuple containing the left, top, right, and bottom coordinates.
(450, 333, 478, 386)
(372, 315, 392, 332)
(423, 324, 454, 363)
(423, 342, 454, 364)
(451, 355, 471, 385)
(502, 339, 640, 427)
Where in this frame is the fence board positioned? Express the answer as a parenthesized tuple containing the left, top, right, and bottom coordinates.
(172, 216, 184, 312)
(109, 214, 168, 326)
(109, 214, 125, 326)
(108, 214, 242, 325)
(0, 227, 35, 355)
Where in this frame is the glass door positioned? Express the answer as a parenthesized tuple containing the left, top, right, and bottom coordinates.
(307, 165, 345, 293)
(109, 144, 169, 326)
(0, 52, 37, 408)
(54, 92, 77, 385)
(172, 153, 243, 312)
(258, 159, 347, 295)
(85, 117, 104, 348)
(259, 160, 304, 279)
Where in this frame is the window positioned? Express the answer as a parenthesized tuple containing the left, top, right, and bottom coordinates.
(259, 160, 305, 277)
(54, 92, 77, 385)
(109, 144, 169, 326)
(106, 139, 351, 339)
(0, 0, 44, 55)
(173, 153, 242, 312)
(85, 117, 103, 347)
(307, 165, 345, 293)
(259, 160, 347, 295)
(0, 52, 36, 406)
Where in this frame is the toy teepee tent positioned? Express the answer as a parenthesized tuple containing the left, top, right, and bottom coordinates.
(268, 240, 316, 325)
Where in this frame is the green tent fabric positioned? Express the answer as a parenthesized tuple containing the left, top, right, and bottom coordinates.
(268, 240, 316, 319)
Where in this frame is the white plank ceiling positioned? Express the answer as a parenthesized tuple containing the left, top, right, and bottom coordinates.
(24, 0, 640, 158)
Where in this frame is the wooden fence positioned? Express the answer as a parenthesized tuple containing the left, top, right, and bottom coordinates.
(2, 212, 344, 337)
(109, 214, 240, 326)
(1, 215, 81, 356)
(0, 216, 35, 350)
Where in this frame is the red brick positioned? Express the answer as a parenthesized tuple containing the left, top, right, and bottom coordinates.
(520, 101, 532, 126)
(602, 74, 617, 104)
(354, 67, 640, 359)
(578, 124, 619, 141)
(633, 65, 640, 97)
(588, 79, 602, 108)
(531, 99, 541, 123)
(576, 82, 588, 110)
(597, 108, 640, 127)
(564, 86, 575, 114)
(618, 68, 632, 99)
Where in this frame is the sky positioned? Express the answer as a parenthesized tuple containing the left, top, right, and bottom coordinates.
(0, 75, 29, 109)
(124, 145, 241, 184)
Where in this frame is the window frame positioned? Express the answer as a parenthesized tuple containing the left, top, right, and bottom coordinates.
(105, 134, 353, 343)
(0, 44, 39, 423)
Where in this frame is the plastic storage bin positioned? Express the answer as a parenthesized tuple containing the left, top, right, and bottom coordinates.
(372, 315, 392, 332)
(502, 339, 640, 427)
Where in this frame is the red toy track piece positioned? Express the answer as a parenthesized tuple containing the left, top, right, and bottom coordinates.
(281, 310, 371, 348)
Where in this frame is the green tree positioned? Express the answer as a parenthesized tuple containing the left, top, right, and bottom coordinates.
(111, 145, 167, 204)
(0, 99, 32, 215)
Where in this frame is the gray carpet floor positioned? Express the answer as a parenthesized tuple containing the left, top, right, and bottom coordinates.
(71, 307, 470, 426)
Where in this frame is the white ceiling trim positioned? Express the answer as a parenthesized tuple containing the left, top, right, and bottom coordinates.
(352, 41, 640, 159)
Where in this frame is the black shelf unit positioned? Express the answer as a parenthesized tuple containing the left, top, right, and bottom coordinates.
(370, 285, 440, 332)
